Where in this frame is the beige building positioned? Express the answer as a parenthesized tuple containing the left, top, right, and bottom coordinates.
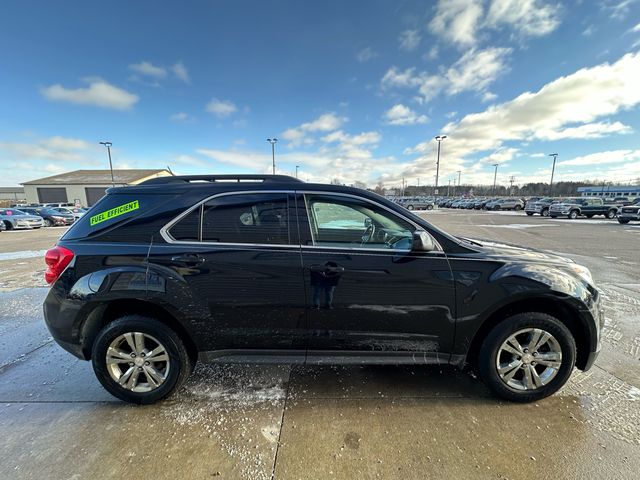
(22, 169, 172, 207)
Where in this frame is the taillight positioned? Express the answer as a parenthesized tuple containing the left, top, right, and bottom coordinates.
(44, 246, 74, 284)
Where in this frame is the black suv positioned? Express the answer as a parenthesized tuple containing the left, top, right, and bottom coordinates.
(43, 175, 603, 404)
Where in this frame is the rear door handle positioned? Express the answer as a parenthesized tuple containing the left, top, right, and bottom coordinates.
(170, 254, 206, 266)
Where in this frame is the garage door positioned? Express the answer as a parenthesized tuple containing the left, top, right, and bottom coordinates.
(85, 187, 107, 206)
(37, 187, 68, 203)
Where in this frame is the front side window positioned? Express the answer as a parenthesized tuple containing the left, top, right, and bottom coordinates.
(305, 194, 413, 250)
(169, 193, 290, 245)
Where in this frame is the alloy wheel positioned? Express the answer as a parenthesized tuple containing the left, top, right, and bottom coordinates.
(496, 328, 562, 391)
(106, 332, 170, 392)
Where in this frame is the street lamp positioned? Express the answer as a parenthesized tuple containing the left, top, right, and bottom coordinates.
(492, 163, 499, 195)
(456, 170, 461, 195)
(295, 165, 300, 179)
(434, 135, 446, 196)
(99, 141, 115, 187)
(267, 138, 278, 174)
(548, 153, 558, 196)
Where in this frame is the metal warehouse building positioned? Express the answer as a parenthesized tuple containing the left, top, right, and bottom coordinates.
(577, 185, 640, 198)
(22, 169, 171, 207)
(0, 186, 25, 202)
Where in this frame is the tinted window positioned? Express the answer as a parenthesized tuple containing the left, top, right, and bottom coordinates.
(305, 194, 413, 249)
(201, 193, 290, 245)
(170, 207, 201, 241)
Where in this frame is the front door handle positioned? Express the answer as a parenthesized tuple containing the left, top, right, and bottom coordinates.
(309, 264, 345, 274)
(170, 254, 206, 266)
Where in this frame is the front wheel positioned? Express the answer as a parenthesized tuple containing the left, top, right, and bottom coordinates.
(91, 316, 193, 404)
(606, 209, 617, 219)
(426, 205, 434, 210)
(44, 218, 53, 227)
(478, 312, 576, 402)
(407, 205, 414, 210)
(541, 208, 550, 217)
(569, 210, 579, 219)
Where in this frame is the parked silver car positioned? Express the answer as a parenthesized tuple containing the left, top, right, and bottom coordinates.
(52, 206, 87, 220)
(486, 198, 525, 211)
(0, 208, 45, 230)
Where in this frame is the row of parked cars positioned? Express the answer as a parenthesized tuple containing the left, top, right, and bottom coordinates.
(431, 194, 640, 224)
(0, 203, 88, 231)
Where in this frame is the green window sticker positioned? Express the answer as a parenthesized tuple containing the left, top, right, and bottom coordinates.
(90, 200, 140, 226)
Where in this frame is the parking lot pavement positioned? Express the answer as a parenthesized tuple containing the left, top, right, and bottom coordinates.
(1, 211, 639, 479)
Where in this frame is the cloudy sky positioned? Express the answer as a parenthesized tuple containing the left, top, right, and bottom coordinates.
(1, 0, 640, 188)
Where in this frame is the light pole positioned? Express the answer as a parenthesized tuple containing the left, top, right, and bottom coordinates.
(447, 179, 451, 196)
(492, 163, 499, 196)
(548, 153, 558, 196)
(295, 165, 300, 179)
(99, 141, 115, 187)
(267, 138, 278, 174)
(434, 135, 446, 196)
(456, 170, 461, 195)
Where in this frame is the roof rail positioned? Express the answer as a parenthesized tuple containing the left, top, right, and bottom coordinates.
(139, 174, 303, 185)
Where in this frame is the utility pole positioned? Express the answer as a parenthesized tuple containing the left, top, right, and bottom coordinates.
(509, 176, 516, 196)
(434, 135, 446, 196)
(402, 178, 406, 197)
(548, 153, 558, 196)
(267, 138, 278, 174)
(99, 141, 115, 187)
(492, 163, 499, 196)
(456, 170, 461, 196)
(447, 179, 451, 196)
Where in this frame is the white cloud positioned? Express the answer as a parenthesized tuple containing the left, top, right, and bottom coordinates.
(602, 0, 640, 20)
(485, 0, 561, 38)
(399, 29, 421, 51)
(392, 51, 640, 185)
(429, 0, 484, 47)
(41, 79, 139, 110)
(632, 22, 640, 33)
(206, 98, 238, 117)
(129, 61, 167, 78)
(356, 47, 378, 62)
(383, 104, 428, 125)
(170, 112, 194, 122)
(281, 113, 347, 146)
(557, 150, 640, 167)
(536, 121, 632, 140)
(173, 154, 208, 167)
(172, 61, 190, 84)
(382, 47, 511, 102)
(0, 136, 96, 163)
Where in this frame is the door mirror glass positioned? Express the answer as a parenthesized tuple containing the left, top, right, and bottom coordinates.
(412, 230, 436, 252)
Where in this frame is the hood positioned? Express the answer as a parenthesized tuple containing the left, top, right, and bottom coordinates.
(460, 238, 574, 265)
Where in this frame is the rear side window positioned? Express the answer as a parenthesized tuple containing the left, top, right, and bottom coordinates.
(167, 193, 291, 245)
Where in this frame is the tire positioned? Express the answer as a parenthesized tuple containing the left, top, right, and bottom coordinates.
(526, 212, 534, 216)
(91, 316, 193, 404)
(569, 210, 578, 219)
(3, 221, 13, 231)
(44, 218, 53, 227)
(541, 208, 550, 217)
(618, 218, 630, 224)
(606, 209, 616, 219)
(478, 312, 576, 403)
(407, 205, 414, 210)
(426, 205, 434, 210)
(514, 205, 522, 211)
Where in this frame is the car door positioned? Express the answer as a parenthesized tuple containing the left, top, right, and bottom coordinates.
(152, 191, 307, 355)
(295, 192, 456, 364)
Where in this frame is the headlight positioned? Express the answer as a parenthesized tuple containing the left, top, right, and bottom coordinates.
(567, 264, 594, 285)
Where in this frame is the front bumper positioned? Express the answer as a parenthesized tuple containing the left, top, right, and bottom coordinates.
(619, 212, 640, 221)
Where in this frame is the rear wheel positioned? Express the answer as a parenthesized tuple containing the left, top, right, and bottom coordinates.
(91, 316, 192, 404)
(541, 208, 550, 217)
(407, 205, 414, 210)
(426, 205, 434, 210)
(478, 312, 576, 402)
(606, 209, 616, 219)
(569, 210, 579, 219)
(514, 205, 522, 211)
(44, 218, 53, 227)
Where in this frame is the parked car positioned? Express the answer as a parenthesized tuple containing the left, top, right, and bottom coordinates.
(617, 198, 640, 224)
(19, 207, 75, 227)
(0, 208, 44, 230)
(487, 198, 525, 211)
(52, 206, 87, 220)
(549, 198, 618, 219)
(43, 174, 602, 405)
(525, 197, 560, 217)
(402, 198, 434, 211)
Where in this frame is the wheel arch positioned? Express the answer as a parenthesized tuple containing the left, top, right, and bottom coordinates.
(80, 299, 198, 364)
(464, 296, 592, 371)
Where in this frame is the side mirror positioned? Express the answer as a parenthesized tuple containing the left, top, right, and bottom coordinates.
(412, 230, 436, 252)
